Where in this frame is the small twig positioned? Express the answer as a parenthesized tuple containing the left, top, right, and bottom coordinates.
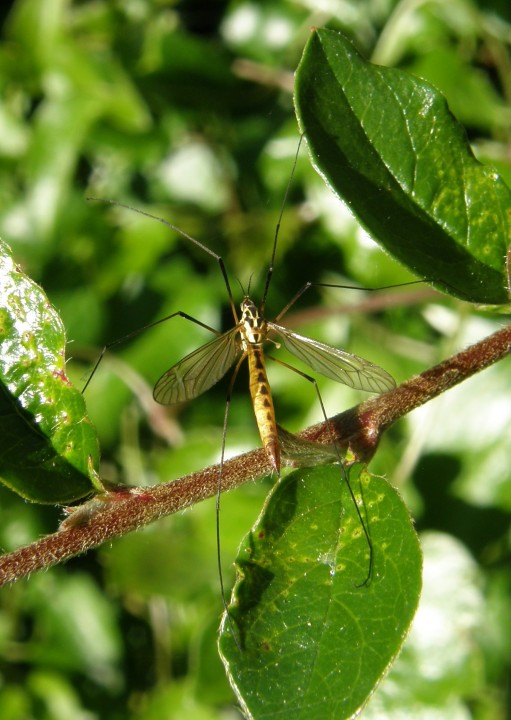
(231, 58, 295, 92)
(302, 322, 511, 458)
(284, 287, 439, 327)
(0, 322, 509, 587)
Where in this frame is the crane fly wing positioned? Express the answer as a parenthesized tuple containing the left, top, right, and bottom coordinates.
(153, 327, 242, 405)
(269, 323, 396, 393)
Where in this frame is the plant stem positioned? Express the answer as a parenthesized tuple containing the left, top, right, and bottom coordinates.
(0, 322, 509, 586)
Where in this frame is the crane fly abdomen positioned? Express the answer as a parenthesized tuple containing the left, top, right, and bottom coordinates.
(247, 345, 280, 474)
(239, 296, 280, 474)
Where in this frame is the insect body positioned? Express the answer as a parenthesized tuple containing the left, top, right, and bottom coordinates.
(241, 299, 280, 473)
(153, 293, 396, 475)
(87, 172, 398, 602)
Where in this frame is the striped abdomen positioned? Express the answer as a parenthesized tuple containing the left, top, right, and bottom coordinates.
(247, 345, 280, 474)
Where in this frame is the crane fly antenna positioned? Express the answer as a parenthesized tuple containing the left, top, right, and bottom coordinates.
(246, 273, 254, 296)
(87, 197, 239, 324)
(261, 134, 304, 313)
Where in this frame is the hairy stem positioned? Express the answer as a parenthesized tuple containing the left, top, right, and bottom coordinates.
(0, 322, 509, 586)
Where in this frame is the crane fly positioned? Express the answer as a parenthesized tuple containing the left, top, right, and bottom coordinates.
(85, 141, 397, 607)
(143, 207, 396, 603)
(152, 294, 396, 475)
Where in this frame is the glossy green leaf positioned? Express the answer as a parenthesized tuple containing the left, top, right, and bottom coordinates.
(0, 240, 100, 503)
(219, 465, 422, 720)
(294, 28, 511, 305)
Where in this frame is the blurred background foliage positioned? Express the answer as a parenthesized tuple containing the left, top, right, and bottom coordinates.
(0, 0, 511, 717)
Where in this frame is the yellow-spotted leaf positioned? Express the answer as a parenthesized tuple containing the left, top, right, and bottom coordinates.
(219, 465, 422, 720)
(0, 240, 101, 503)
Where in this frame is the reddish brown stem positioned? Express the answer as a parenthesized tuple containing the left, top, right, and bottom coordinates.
(303, 322, 511, 457)
(0, 323, 509, 587)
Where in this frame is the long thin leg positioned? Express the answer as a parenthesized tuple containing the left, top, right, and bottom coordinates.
(87, 198, 239, 322)
(274, 279, 423, 323)
(267, 354, 373, 586)
(82, 311, 222, 394)
(217, 353, 246, 650)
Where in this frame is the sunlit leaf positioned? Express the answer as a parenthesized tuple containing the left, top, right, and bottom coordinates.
(0, 240, 100, 502)
(295, 28, 511, 305)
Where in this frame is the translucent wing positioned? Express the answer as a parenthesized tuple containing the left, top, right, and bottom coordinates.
(153, 327, 242, 405)
(269, 323, 396, 393)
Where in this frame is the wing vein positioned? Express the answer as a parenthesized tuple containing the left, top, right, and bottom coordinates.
(154, 326, 242, 404)
(268, 323, 395, 393)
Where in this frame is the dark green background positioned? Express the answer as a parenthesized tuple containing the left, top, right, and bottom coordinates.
(0, 1, 510, 718)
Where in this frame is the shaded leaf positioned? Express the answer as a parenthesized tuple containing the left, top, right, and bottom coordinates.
(219, 465, 422, 719)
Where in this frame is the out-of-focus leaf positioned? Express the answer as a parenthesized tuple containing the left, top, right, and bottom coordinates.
(363, 532, 486, 717)
(27, 573, 122, 681)
(410, 48, 511, 133)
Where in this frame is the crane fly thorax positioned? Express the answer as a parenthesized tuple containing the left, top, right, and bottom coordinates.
(239, 297, 267, 348)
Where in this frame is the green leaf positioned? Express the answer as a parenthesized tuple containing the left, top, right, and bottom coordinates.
(0, 239, 100, 503)
(219, 465, 422, 720)
(294, 28, 511, 305)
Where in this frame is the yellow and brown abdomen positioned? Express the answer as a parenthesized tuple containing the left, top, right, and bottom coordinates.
(247, 346, 280, 474)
